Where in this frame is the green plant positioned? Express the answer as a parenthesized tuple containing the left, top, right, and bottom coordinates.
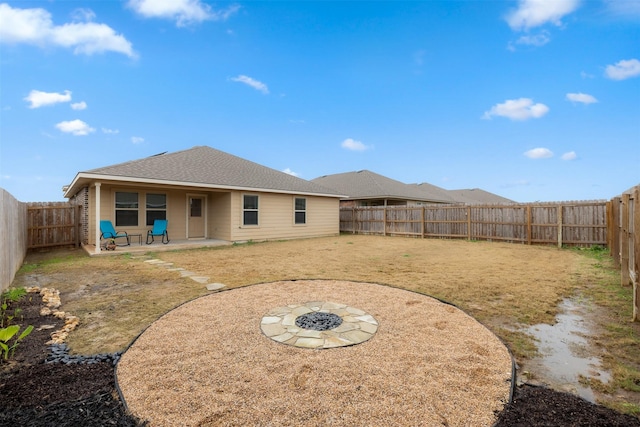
(0, 324, 34, 361)
(1, 288, 28, 327)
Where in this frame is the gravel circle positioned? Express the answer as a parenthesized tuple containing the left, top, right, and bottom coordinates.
(116, 280, 513, 426)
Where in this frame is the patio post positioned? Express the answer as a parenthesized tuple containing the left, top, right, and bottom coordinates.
(95, 182, 101, 254)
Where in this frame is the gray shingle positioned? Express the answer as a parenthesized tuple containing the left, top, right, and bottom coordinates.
(84, 146, 341, 196)
(312, 170, 452, 203)
(447, 188, 514, 204)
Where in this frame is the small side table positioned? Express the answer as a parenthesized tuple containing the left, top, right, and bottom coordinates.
(128, 234, 143, 245)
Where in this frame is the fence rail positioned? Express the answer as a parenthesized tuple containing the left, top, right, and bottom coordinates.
(26, 202, 80, 249)
(340, 201, 607, 247)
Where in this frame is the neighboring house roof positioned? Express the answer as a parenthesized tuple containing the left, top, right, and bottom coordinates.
(63, 146, 343, 198)
(311, 170, 453, 203)
(408, 182, 457, 203)
(447, 188, 514, 204)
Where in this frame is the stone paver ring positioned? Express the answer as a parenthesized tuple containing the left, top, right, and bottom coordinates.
(260, 301, 378, 349)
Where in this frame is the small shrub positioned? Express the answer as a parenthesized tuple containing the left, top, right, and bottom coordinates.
(1, 288, 28, 328)
(0, 324, 34, 361)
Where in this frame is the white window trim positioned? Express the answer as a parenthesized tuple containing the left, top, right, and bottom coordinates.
(293, 196, 307, 226)
(242, 193, 260, 227)
(145, 192, 168, 227)
(114, 190, 139, 228)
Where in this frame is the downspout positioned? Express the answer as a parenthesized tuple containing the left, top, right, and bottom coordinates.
(95, 182, 101, 254)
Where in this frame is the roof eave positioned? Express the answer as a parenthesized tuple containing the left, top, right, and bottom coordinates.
(63, 173, 344, 199)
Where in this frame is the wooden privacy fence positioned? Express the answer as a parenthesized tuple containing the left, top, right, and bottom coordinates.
(1, 188, 27, 292)
(340, 201, 608, 248)
(27, 202, 81, 249)
(608, 185, 640, 321)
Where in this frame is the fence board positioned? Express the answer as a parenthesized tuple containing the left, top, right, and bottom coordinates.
(1, 188, 27, 292)
(26, 203, 80, 249)
(340, 202, 607, 248)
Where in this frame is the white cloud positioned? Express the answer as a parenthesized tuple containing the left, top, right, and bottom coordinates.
(127, 0, 240, 27)
(24, 89, 71, 108)
(505, 0, 580, 30)
(524, 147, 554, 159)
(341, 138, 370, 151)
(483, 98, 549, 121)
(102, 128, 119, 134)
(515, 31, 551, 46)
(55, 119, 95, 136)
(70, 101, 87, 110)
(71, 8, 96, 22)
(282, 168, 299, 177)
(561, 151, 577, 160)
(605, 59, 640, 80)
(0, 3, 136, 58)
(230, 75, 269, 94)
(131, 136, 145, 144)
(566, 92, 597, 104)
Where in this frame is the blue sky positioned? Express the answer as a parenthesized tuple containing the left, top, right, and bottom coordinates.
(1, 0, 638, 203)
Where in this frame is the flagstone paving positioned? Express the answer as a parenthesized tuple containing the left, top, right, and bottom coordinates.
(139, 256, 226, 292)
(260, 301, 378, 349)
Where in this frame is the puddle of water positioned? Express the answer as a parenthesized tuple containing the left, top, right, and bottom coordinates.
(524, 298, 611, 402)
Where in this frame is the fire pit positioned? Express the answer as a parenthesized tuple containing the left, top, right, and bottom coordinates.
(295, 312, 343, 331)
(260, 301, 378, 349)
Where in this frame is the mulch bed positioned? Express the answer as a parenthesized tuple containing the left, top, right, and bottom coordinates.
(1, 293, 638, 426)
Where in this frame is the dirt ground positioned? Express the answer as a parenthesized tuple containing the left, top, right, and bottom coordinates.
(7, 234, 640, 422)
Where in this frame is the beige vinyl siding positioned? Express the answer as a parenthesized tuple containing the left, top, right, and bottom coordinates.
(85, 183, 338, 245)
(230, 192, 339, 242)
(208, 192, 232, 241)
(89, 184, 187, 244)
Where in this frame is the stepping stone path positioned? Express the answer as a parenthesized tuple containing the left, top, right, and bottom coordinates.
(132, 255, 226, 292)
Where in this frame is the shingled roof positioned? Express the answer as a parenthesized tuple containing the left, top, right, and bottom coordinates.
(447, 188, 514, 204)
(311, 170, 453, 203)
(64, 146, 342, 198)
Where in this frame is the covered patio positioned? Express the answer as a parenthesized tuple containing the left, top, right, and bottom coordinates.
(82, 238, 232, 256)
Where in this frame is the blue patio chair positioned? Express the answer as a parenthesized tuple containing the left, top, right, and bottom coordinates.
(99, 220, 130, 247)
(147, 219, 169, 244)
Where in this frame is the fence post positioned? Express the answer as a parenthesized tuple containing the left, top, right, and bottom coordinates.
(383, 206, 387, 237)
(421, 206, 425, 239)
(633, 187, 639, 321)
(467, 206, 471, 240)
(610, 197, 621, 266)
(557, 205, 563, 248)
(621, 193, 630, 286)
(352, 207, 356, 235)
(527, 205, 532, 245)
(606, 200, 613, 253)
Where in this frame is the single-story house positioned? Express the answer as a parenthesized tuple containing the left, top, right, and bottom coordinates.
(63, 146, 343, 254)
(311, 170, 456, 207)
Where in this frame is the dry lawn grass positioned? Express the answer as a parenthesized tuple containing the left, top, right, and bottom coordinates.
(16, 235, 586, 356)
(15, 234, 640, 418)
(166, 235, 584, 335)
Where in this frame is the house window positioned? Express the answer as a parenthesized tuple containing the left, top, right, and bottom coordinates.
(115, 192, 138, 226)
(190, 197, 202, 217)
(146, 193, 167, 226)
(243, 195, 259, 226)
(294, 197, 306, 224)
